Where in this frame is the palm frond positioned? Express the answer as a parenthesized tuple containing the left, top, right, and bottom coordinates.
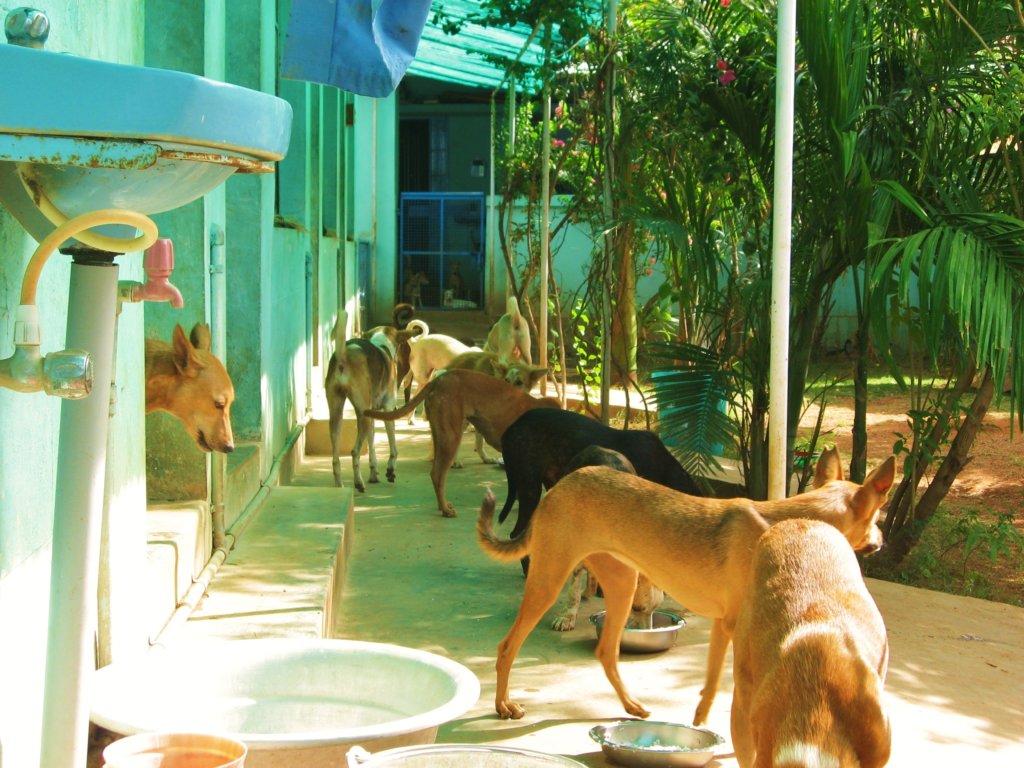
(645, 341, 740, 479)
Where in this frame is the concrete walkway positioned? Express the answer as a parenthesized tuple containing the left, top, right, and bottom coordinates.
(284, 418, 1024, 766)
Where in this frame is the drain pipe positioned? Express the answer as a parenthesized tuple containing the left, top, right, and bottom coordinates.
(305, 251, 313, 412)
(209, 223, 228, 548)
(15, 208, 158, 768)
(151, 421, 305, 649)
(40, 252, 120, 768)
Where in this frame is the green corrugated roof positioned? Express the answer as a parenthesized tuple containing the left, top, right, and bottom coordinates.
(409, 1, 599, 92)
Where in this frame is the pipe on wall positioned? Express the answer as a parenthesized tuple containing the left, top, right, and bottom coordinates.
(209, 223, 228, 548)
(151, 422, 305, 648)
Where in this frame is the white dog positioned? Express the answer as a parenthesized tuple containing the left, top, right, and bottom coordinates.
(401, 320, 479, 421)
(485, 295, 532, 364)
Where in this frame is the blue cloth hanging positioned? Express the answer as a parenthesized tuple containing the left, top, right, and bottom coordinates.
(280, 0, 432, 97)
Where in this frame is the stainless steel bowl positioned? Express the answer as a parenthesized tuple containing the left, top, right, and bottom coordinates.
(590, 610, 686, 653)
(589, 720, 725, 768)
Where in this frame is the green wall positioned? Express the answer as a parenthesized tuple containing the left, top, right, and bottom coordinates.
(0, 1, 360, 765)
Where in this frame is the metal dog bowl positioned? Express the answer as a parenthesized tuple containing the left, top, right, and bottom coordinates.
(589, 720, 724, 768)
(590, 610, 686, 654)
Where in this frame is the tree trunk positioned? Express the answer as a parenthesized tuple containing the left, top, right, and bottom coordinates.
(611, 225, 638, 387)
(881, 361, 976, 539)
(884, 367, 995, 564)
(851, 329, 869, 482)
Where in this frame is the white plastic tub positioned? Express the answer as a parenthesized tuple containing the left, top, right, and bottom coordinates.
(347, 743, 588, 767)
(90, 639, 480, 768)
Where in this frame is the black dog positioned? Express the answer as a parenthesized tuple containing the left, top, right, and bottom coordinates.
(498, 408, 703, 548)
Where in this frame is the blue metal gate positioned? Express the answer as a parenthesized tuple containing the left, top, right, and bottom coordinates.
(398, 192, 484, 310)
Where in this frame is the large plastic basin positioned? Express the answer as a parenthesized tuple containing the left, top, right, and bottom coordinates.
(90, 639, 480, 768)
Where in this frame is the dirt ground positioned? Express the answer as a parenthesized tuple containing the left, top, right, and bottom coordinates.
(800, 392, 1024, 606)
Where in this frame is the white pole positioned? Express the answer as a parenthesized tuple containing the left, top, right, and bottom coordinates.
(600, 0, 617, 422)
(767, 0, 797, 499)
(539, 26, 552, 393)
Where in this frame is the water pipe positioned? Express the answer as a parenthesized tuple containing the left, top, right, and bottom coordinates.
(1, 209, 158, 397)
(209, 223, 228, 548)
(32, 209, 159, 768)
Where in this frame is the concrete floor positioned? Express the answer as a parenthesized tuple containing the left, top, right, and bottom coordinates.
(292, 419, 1024, 767)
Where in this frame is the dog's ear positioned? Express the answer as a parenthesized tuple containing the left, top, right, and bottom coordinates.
(172, 324, 204, 375)
(190, 323, 213, 352)
(812, 446, 844, 487)
(489, 359, 508, 376)
(853, 456, 896, 511)
(526, 366, 549, 388)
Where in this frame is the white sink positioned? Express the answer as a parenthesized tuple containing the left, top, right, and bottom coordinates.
(0, 43, 292, 242)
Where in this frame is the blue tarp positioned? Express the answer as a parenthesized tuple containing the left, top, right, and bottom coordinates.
(280, 0, 432, 97)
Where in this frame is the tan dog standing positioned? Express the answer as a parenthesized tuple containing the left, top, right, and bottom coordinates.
(145, 322, 234, 453)
(476, 448, 895, 723)
(485, 295, 532, 363)
(442, 349, 548, 464)
(731, 518, 891, 768)
(325, 316, 420, 491)
(365, 369, 559, 517)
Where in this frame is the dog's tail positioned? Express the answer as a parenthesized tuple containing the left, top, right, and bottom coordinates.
(477, 490, 532, 562)
(364, 374, 435, 420)
(506, 295, 523, 322)
(406, 319, 430, 342)
(332, 311, 349, 357)
(393, 303, 415, 330)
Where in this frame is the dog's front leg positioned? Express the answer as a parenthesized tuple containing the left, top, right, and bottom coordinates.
(693, 617, 732, 726)
(473, 429, 497, 464)
(587, 554, 650, 719)
(729, 672, 756, 768)
(551, 565, 586, 631)
(383, 417, 397, 483)
(494, 559, 570, 719)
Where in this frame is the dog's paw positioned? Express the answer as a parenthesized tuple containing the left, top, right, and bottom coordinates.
(482, 456, 498, 465)
(441, 503, 458, 518)
(497, 701, 526, 720)
(692, 698, 712, 726)
(624, 700, 651, 720)
(386, 469, 396, 483)
(551, 614, 577, 632)
(450, 459, 464, 469)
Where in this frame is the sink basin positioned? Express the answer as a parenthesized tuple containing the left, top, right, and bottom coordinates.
(0, 43, 292, 242)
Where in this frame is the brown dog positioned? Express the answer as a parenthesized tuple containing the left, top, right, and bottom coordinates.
(731, 518, 891, 768)
(404, 271, 428, 308)
(548, 447, 664, 632)
(476, 447, 894, 723)
(485, 295, 532, 363)
(325, 316, 420, 491)
(145, 323, 234, 453)
(365, 369, 560, 517)
(442, 350, 548, 464)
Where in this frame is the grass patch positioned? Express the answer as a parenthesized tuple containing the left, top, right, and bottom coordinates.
(865, 504, 1024, 608)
